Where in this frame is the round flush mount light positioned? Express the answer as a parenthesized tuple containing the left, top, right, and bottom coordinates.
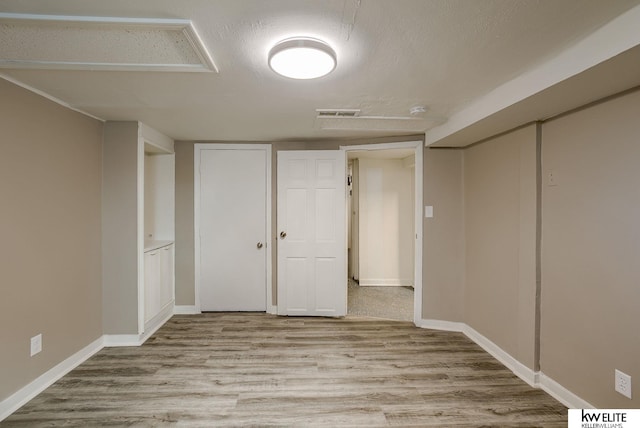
(268, 37, 337, 79)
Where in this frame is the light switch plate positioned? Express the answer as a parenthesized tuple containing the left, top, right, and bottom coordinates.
(30, 334, 42, 357)
(425, 206, 433, 218)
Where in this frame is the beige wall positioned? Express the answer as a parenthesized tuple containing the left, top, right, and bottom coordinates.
(422, 148, 465, 321)
(0, 79, 103, 401)
(541, 90, 640, 407)
(102, 122, 140, 334)
(174, 141, 195, 305)
(463, 125, 538, 370)
(449, 90, 640, 407)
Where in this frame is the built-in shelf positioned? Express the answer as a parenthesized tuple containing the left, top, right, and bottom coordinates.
(102, 121, 175, 342)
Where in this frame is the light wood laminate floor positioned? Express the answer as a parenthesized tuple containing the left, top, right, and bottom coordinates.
(3, 313, 567, 427)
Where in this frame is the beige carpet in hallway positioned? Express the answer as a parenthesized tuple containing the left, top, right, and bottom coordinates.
(348, 279, 414, 321)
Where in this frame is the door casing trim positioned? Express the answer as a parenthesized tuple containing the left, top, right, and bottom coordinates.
(340, 140, 424, 325)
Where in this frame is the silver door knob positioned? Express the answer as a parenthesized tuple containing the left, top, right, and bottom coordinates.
(280, 231, 287, 239)
(257, 242, 263, 249)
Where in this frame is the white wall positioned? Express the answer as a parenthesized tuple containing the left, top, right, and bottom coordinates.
(144, 153, 175, 241)
(358, 157, 414, 286)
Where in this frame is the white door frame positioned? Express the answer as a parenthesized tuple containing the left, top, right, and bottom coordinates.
(194, 143, 274, 314)
(340, 140, 423, 325)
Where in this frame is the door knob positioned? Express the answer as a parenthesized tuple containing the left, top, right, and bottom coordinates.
(280, 231, 287, 239)
(257, 242, 263, 249)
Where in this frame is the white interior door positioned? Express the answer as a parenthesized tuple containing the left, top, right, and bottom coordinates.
(277, 150, 346, 316)
(198, 148, 267, 311)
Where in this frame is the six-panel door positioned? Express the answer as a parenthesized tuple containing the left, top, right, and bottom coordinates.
(277, 150, 346, 316)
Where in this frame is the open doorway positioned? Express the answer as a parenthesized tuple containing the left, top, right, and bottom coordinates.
(343, 141, 423, 323)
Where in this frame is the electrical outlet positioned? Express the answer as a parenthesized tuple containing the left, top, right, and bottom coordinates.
(615, 369, 632, 399)
(546, 170, 558, 186)
(30, 334, 42, 357)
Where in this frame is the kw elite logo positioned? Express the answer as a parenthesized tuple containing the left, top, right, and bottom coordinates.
(568, 409, 639, 428)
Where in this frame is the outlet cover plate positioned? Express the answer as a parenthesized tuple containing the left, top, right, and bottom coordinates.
(30, 334, 42, 357)
(615, 369, 632, 399)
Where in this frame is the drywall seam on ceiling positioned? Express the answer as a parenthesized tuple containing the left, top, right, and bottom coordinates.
(424, 4, 640, 146)
(0, 73, 104, 122)
(0, 13, 218, 73)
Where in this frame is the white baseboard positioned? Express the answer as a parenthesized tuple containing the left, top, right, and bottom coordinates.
(173, 305, 200, 315)
(461, 324, 538, 387)
(104, 305, 174, 347)
(173, 305, 278, 315)
(140, 304, 174, 343)
(419, 318, 591, 409)
(417, 318, 465, 332)
(539, 372, 595, 409)
(103, 334, 143, 347)
(418, 319, 538, 386)
(2, 312, 178, 421)
(359, 278, 413, 287)
(0, 336, 103, 422)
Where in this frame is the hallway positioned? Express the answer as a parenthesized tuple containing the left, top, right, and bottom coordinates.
(347, 279, 413, 322)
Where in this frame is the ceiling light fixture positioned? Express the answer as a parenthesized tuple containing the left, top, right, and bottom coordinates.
(268, 37, 336, 79)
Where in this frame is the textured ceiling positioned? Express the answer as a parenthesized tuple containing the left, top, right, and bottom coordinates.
(0, 16, 215, 71)
(0, 0, 639, 143)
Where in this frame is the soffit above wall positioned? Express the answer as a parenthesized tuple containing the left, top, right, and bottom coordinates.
(428, 44, 640, 148)
(0, 13, 217, 72)
(426, 5, 640, 147)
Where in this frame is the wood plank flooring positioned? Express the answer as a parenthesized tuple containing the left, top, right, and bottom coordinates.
(2, 313, 567, 427)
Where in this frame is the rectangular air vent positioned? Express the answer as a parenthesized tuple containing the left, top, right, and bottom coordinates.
(316, 109, 361, 118)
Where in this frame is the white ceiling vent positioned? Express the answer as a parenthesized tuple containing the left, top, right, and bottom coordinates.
(316, 109, 361, 118)
(0, 13, 217, 72)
